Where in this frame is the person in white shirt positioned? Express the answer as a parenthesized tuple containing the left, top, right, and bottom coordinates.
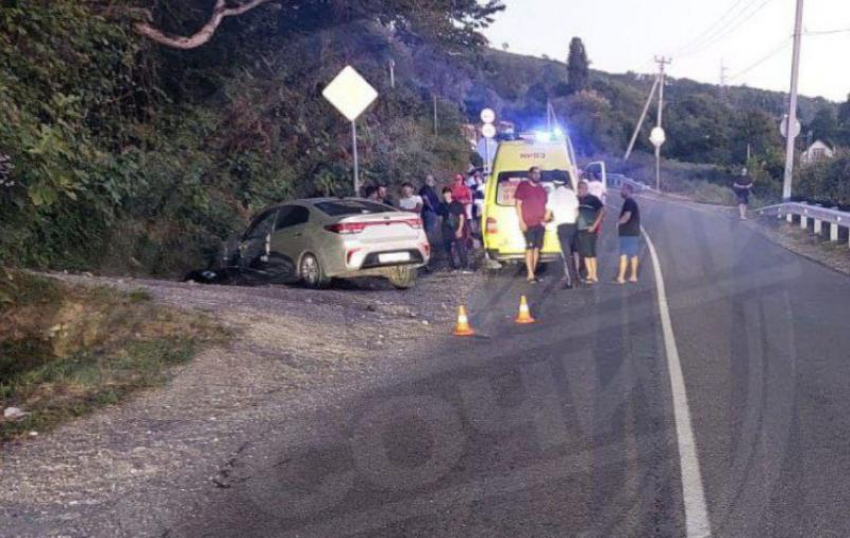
(586, 175, 607, 205)
(398, 182, 424, 214)
(545, 180, 580, 289)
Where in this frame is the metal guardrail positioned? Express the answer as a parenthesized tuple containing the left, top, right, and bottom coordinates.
(758, 202, 850, 245)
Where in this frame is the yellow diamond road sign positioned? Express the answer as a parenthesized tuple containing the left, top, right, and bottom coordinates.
(323, 66, 379, 122)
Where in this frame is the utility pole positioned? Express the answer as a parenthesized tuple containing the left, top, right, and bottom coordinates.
(654, 56, 672, 191)
(433, 95, 438, 137)
(720, 59, 729, 102)
(624, 75, 660, 161)
(389, 58, 396, 89)
(783, 0, 805, 201)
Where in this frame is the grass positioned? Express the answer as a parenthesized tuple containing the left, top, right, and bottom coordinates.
(0, 271, 224, 443)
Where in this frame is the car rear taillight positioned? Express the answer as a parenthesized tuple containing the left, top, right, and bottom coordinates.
(486, 217, 498, 234)
(325, 218, 423, 234)
(325, 222, 367, 234)
(403, 217, 423, 229)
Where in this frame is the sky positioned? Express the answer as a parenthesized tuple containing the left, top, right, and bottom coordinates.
(484, 0, 850, 102)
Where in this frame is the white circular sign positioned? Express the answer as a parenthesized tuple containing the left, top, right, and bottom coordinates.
(780, 116, 802, 139)
(650, 127, 666, 147)
(481, 123, 497, 139)
(480, 108, 496, 124)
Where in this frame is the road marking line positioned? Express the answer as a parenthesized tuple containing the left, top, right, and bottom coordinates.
(642, 226, 713, 538)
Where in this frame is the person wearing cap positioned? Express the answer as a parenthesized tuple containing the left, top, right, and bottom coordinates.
(546, 178, 580, 289)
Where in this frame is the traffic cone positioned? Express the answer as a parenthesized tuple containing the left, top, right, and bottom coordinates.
(515, 295, 536, 324)
(453, 305, 476, 337)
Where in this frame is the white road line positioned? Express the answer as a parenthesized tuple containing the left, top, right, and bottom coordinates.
(642, 226, 713, 538)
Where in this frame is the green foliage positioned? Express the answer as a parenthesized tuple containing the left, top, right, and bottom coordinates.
(797, 152, 850, 207)
(2, 0, 498, 275)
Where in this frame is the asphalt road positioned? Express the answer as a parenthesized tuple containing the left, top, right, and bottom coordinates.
(168, 195, 850, 538)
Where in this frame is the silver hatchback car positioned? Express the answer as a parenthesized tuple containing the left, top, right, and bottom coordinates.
(233, 198, 430, 289)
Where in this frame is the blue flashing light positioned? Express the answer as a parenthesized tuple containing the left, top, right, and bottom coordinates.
(553, 126, 564, 138)
(535, 131, 551, 143)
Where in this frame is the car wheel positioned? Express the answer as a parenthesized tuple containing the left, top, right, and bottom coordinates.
(387, 266, 416, 289)
(300, 253, 329, 289)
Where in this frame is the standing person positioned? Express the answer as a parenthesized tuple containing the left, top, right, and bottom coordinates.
(365, 185, 380, 202)
(450, 173, 474, 248)
(733, 168, 753, 220)
(546, 179, 580, 289)
(377, 184, 393, 207)
(576, 180, 605, 284)
(587, 171, 608, 205)
(437, 188, 468, 270)
(515, 166, 549, 283)
(398, 182, 424, 214)
(419, 175, 441, 237)
(450, 173, 473, 218)
(616, 183, 641, 284)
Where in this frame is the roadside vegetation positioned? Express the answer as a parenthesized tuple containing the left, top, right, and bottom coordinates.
(0, 271, 224, 442)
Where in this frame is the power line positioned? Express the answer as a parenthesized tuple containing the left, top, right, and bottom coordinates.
(679, 0, 779, 60)
(804, 28, 850, 36)
(727, 36, 792, 81)
(674, 0, 754, 56)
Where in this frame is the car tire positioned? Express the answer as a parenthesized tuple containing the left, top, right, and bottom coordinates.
(300, 253, 330, 289)
(387, 266, 416, 289)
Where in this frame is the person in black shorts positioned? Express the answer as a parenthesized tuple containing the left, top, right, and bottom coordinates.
(515, 167, 549, 283)
(576, 180, 605, 284)
(616, 183, 641, 284)
(733, 168, 753, 220)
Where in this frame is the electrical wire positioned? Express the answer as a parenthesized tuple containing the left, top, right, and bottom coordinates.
(727, 36, 792, 81)
(678, 0, 779, 61)
(675, 0, 758, 56)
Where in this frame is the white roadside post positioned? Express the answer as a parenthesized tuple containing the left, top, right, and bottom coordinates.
(830, 220, 840, 242)
(322, 66, 379, 195)
(650, 127, 666, 191)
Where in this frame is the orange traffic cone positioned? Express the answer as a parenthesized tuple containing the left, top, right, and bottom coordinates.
(515, 295, 536, 324)
(453, 305, 476, 337)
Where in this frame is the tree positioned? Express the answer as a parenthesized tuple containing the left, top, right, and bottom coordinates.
(836, 94, 850, 147)
(566, 37, 590, 94)
(131, 0, 506, 51)
(133, 0, 277, 49)
(809, 106, 837, 144)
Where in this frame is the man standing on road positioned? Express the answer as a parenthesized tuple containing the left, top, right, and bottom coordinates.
(419, 175, 441, 238)
(398, 182, 424, 214)
(616, 183, 641, 284)
(546, 179, 580, 289)
(733, 167, 754, 220)
(515, 166, 548, 283)
(437, 187, 469, 271)
(576, 180, 605, 284)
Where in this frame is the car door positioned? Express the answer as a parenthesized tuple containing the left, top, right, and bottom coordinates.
(239, 209, 278, 274)
(269, 205, 311, 280)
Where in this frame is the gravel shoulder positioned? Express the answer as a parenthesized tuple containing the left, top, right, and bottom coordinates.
(0, 271, 483, 538)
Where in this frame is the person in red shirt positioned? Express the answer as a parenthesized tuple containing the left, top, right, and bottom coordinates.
(450, 173, 473, 215)
(450, 173, 474, 246)
(515, 166, 549, 283)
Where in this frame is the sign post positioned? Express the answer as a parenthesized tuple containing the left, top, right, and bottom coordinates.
(323, 66, 379, 195)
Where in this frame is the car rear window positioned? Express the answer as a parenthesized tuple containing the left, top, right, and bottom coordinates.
(496, 170, 571, 206)
(314, 200, 397, 216)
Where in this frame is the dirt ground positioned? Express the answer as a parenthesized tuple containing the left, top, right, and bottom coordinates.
(0, 270, 484, 538)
